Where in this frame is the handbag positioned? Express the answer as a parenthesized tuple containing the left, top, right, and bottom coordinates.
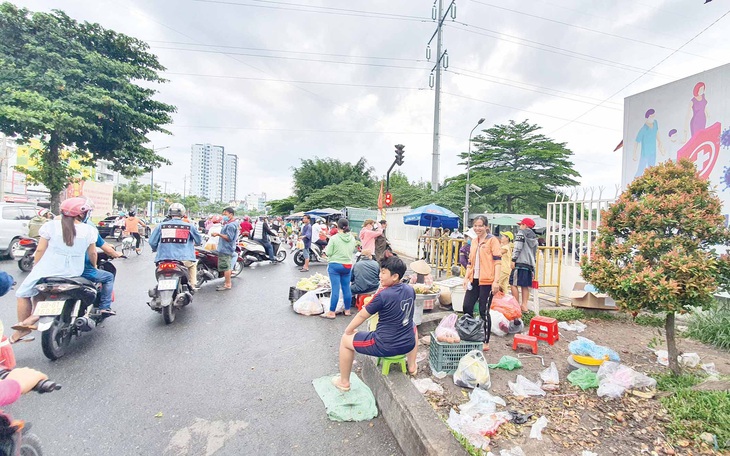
(456, 314, 485, 342)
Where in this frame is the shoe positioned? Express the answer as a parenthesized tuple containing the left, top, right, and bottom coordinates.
(216, 286, 231, 291)
(299, 268, 309, 272)
(9, 334, 35, 344)
(99, 309, 117, 316)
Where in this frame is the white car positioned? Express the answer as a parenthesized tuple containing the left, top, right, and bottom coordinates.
(0, 203, 40, 257)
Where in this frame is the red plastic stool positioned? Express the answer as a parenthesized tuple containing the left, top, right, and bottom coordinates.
(529, 316, 559, 345)
(513, 334, 538, 354)
(356, 294, 375, 311)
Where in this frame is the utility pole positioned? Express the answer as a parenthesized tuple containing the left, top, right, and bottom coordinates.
(427, 0, 455, 192)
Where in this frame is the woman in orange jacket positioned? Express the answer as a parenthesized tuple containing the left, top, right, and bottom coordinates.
(463, 215, 502, 351)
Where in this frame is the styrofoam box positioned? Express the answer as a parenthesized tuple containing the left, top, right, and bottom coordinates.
(434, 277, 466, 312)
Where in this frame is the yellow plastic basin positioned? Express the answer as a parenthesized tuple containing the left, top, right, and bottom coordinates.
(572, 354, 608, 366)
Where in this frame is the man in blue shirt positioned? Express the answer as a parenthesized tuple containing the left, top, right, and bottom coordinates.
(211, 207, 239, 291)
(149, 203, 203, 288)
(81, 233, 122, 316)
(299, 214, 312, 272)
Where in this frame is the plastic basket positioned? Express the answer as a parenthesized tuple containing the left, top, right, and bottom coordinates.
(428, 332, 482, 374)
(288, 287, 307, 303)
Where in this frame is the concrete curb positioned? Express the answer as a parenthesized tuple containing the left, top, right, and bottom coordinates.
(361, 356, 469, 456)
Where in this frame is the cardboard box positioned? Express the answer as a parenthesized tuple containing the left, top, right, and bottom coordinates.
(570, 282, 617, 310)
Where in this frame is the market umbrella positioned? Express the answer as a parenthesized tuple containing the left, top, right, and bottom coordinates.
(490, 215, 520, 226)
(285, 211, 305, 220)
(305, 208, 343, 217)
(403, 204, 459, 229)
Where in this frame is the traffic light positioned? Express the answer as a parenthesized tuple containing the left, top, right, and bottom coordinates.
(384, 192, 393, 207)
(394, 144, 405, 166)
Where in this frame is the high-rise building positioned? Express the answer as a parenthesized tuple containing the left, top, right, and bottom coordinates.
(190, 143, 226, 202)
(222, 153, 238, 202)
(244, 192, 267, 212)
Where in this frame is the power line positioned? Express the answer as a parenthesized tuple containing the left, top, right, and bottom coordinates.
(549, 7, 730, 135)
(172, 125, 455, 137)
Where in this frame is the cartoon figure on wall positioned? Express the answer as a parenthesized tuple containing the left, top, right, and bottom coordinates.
(676, 81, 721, 180)
(633, 108, 664, 178)
(687, 82, 709, 138)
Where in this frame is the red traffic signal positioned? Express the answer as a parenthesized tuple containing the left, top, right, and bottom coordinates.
(384, 192, 393, 207)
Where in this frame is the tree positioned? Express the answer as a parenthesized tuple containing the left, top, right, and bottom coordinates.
(0, 4, 175, 211)
(114, 179, 154, 211)
(268, 196, 297, 215)
(387, 171, 431, 208)
(458, 120, 580, 214)
(581, 160, 730, 375)
(292, 157, 375, 201)
(296, 181, 378, 212)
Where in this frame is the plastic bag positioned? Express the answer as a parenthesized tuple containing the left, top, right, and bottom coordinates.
(459, 388, 506, 417)
(489, 310, 509, 336)
(679, 353, 700, 368)
(508, 318, 524, 334)
(457, 315, 485, 342)
(293, 291, 324, 315)
(508, 375, 546, 397)
(558, 320, 587, 333)
(568, 336, 620, 362)
(488, 356, 522, 371)
(500, 447, 527, 456)
(567, 368, 599, 390)
(435, 313, 461, 343)
(529, 416, 548, 440)
(596, 361, 656, 398)
(491, 292, 522, 320)
(320, 295, 345, 314)
(446, 409, 508, 450)
(412, 378, 444, 395)
(539, 362, 560, 391)
(454, 350, 491, 389)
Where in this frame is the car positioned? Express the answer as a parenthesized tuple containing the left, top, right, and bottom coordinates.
(97, 216, 120, 238)
(0, 203, 41, 257)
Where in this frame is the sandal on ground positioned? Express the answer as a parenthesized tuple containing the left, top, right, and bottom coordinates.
(407, 365, 418, 376)
(9, 334, 35, 344)
(343, 310, 352, 316)
(299, 268, 309, 272)
(482, 343, 490, 351)
(99, 309, 117, 316)
(11, 315, 39, 332)
(319, 313, 336, 319)
(331, 375, 350, 392)
(216, 286, 231, 291)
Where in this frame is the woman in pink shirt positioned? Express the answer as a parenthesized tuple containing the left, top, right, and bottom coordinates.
(358, 219, 382, 254)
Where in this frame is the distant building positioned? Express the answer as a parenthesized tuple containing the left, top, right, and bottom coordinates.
(244, 192, 267, 212)
(223, 153, 238, 202)
(189, 143, 237, 203)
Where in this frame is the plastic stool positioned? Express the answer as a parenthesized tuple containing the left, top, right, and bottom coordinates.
(513, 334, 538, 354)
(356, 293, 375, 311)
(377, 355, 407, 375)
(529, 316, 559, 345)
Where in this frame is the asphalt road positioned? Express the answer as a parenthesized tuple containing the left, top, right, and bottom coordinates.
(0, 247, 403, 456)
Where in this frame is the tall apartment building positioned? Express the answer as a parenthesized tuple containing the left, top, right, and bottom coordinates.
(190, 143, 238, 203)
(244, 192, 267, 212)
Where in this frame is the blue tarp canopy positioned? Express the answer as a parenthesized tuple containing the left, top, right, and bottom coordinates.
(403, 204, 459, 229)
(305, 208, 343, 218)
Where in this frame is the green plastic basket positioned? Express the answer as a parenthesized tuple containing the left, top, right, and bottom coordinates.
(428, 332, 483, 374)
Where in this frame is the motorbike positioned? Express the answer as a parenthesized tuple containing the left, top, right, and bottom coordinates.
(31, 250, 119, 360)
(12, 237, 37, 272)
(194, 247, 244, 287)
(292, 242, 328, 267)
(239, 236, 286, 267)
(147, 260, 193, 324)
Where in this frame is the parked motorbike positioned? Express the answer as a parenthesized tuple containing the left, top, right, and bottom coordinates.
(31, 251, 119, 360)
(239, 237, 286, 267)
(147, 260, 193, 324)
(12, 237, 37, 272)
(194, 247, 244, 287)
(292, 243, 328, 267)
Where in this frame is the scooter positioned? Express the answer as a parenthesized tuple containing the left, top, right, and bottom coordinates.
(12, 237, 37, 272)
(147, 260, 193, 324)
(239, 236, 286, 267)
(31, 251, 119, 360)
(292, 243, 328, 267)
(194, 247, 244, 287)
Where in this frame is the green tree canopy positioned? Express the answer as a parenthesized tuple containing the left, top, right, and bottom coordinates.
(296, 181, 378, 212)
(267, 196, 297, 215)
(581, 160, 730, 375)
(292, 157, 375, 201)
(455, 120, 580, 215)
(0, 3, 175, 210)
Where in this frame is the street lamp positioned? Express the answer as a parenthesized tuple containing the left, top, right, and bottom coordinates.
(149, 145, 170, 217)
(464, 118, 485, 229)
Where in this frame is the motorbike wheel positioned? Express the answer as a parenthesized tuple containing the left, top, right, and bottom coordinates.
(19, 432, 44, 456)
(162, 303, 176, 324)
(196, 270, 206, 288)
(232, 260, 243, 278)
(293, 251, 304, 266)
(41, 315, 73, 361)
(243, 258, 254, 267)
(18, 254, 34, 272)
(276, 250, 287, 262)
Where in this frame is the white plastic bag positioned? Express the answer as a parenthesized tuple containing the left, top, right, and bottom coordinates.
(459, 388, 506, 417)
(499, 447, 527, 456)
(447, 409, 491, 450)
(454, 350, 491, 389)
(557, 320, 587, 332)
(435, 313, 460, 343)
(679, 353, 700, 368)
(508, 375, 546, 397)
(489, 310, 509, 336)
(596, 361, 656, 398)
(293, 291, 324, 315)
(529, 415, 548, 440)
(412, 378, 444, 395)
(539, 362, 560, 391)
(319, 295, 345, 314)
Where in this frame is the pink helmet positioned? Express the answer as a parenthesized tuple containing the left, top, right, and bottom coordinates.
(211, 215, 223, 223)
(244, 216, 250, 222)
(60, 197, 94, 217)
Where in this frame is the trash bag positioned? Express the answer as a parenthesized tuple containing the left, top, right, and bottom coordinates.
(491, 292, 522, 320)
(454, 350, 491, 389)
(557, 320, 587, 332)
(567, 368, 599, 390)
(596, 361, 656, 399)
(500, 446, 527, 456)
(435, 313, 460, 343)
(293, 290, 324, 315)
(508, 318, 524, 334)
(489, 356, 522, 371)
(508, 375, 546, 397)
(568, 336, 620, 362)
(529, 416, 548, 440)
(456, 314, 485, 342)
(489, 310, 509, 336)
(539, 362, 560, 391)
(412, 378, 444, 395)
(459, 388, 506, 417)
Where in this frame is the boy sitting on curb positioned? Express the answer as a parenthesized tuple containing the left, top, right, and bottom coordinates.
(332, 256, 418, 392)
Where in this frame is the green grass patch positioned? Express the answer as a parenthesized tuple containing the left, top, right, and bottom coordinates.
(448, 429, 487, 455)
(522, 310, 535, 327)
(654, 373, 730, 449)
(539, 308, 585, 321)
(635, 314, 665, 328)
(685, 310, 730, 351)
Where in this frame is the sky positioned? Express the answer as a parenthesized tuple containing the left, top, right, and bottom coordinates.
(11, 0, 730, 201)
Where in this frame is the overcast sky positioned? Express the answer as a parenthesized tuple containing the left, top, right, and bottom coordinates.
(12, 0, 730, 201)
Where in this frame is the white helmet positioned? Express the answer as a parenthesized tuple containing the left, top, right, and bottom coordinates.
(168, 203, 186, 217)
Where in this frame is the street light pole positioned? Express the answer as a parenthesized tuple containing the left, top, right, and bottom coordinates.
(464, 118, 485, 229)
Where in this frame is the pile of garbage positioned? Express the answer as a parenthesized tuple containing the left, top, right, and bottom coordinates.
(295, 273, 330, 291)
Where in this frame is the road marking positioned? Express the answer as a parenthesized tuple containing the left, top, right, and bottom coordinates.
(165, 418, 249, 455)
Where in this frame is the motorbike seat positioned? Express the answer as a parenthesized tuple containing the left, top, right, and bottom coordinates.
(39, 276, 96, 287)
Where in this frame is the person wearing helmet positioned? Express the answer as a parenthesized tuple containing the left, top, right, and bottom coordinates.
(240, 215, 253, 238)
(27, 208, 54, 239)
(125, 210, 146, 254)
(148, 203, 203, 288)
(204, 215, 223, 250)
(10, 197, 99, 343)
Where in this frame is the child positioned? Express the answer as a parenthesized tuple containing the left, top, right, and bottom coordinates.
(499, 231, 514, 294)
(332, 256, 418, 392)
(511, 218, 538, 312)
(458, 229, 476, 269)
(204, 215, 223, 250)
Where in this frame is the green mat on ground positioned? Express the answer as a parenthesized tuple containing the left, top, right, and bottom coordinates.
(312, 373, 378, 422)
